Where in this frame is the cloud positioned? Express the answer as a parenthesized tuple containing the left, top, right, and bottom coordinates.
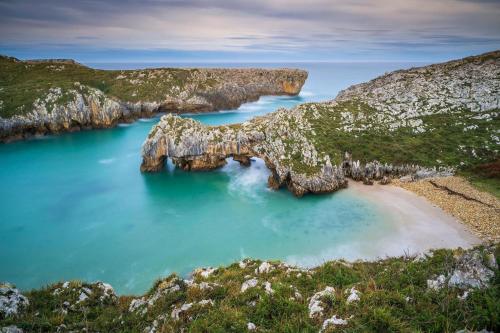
(0, 0, 498, 61)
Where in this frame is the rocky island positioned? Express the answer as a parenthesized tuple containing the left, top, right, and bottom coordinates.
(141, 51, 499, 196)
(0, 56, 307, 142)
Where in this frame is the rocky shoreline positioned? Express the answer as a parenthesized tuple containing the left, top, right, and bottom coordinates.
(141, 51, 499, 196)
(140, 112, 454, 196)
(0, 56, 307, 142)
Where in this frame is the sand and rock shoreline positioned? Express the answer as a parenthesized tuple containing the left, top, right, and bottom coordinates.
(394, 176, 500, 242)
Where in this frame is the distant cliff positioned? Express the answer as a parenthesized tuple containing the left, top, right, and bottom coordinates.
(0, 56, 307, 142)
(141, 51, 499, 196)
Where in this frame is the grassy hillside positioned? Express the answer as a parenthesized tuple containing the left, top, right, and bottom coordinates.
(1, 245, 498, 332)
(0, 56, 211, 118)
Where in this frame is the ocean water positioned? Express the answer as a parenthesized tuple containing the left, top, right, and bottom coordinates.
(0, 62, 425, 294)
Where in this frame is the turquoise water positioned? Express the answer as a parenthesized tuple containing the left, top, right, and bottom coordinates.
(0, 62, 423, 294)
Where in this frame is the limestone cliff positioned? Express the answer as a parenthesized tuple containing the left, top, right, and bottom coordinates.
(140, 51, 499, 196)
(0, 56, 307, 142)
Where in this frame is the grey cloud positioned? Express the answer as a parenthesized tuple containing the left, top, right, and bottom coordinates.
(0, 0, 499, 60)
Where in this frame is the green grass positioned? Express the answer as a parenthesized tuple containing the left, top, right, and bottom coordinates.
(459, 160, 500, 198)
(0, 56, 217, 118)
(289, 101, 500, 179)
(1, 245, 498, 332)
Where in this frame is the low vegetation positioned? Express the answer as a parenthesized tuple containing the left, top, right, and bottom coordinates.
(1, 245, 498, 332)
(300, 101, 499, 179)
(0, 56, 216, 118)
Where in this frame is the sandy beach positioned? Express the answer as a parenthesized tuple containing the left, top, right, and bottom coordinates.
(346, 180, 482, 256)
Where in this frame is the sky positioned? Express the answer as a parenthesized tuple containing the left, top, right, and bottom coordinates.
(0, 0, 499, 63)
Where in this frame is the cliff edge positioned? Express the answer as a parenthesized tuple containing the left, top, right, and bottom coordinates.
(140, 51, 499, 196)
(0, 56, 307, 142)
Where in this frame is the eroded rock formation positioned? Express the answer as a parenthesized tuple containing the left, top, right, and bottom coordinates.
(0, 56, 307, 142)
(140, 111, 347, 197)
(140, 51, 499, 196)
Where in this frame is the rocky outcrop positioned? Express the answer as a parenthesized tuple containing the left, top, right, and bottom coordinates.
(140, 112, 447, 196)
(336, 51, 500, 119)
(0, 86, 161, 142)
(0, 56, 307, 142)
(342, 152, 454, 182)
(141, 50, 499, 196)
(0, 283, 29, 319)
(141, 109, 347, 197)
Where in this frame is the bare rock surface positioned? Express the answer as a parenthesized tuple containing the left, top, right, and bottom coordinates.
(0, 284, 28, 319)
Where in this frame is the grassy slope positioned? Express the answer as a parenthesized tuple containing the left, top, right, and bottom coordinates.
(1, 246, 498, 332)
(0, 56, 212, 118)
(304, 102, 498, 166)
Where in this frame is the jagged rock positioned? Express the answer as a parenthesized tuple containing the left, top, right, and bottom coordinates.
(171, 299, 214, 321)
(256, 262, 273, 274)
(264, 281, 275, 295)
(171, 303, 193, 321)
(140, 111, 347, 196)
(308, 286, 335, 318)
(0, 283, 29, 318)
(0, 326, 23, 333)
(194, 267, 217, 278)
(346, 287, 361, 303)
(448, 250, 497, 289)
(247, 322, 257, 331)
(427, 248, 496, 291)
(336, 51, 500, 126)
(320, 315, 349, 332)
(379, 176, 391, 185)
(129, 276, 182, 315)
(362, 177, 373, 185)
(427, 275, 447, 290)
(241, 278, 259, 293)
(140, 51, 498, 196)
(0, 57, 307, 142)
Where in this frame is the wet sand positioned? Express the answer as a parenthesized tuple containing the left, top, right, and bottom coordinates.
(347, 180, 482, 256)
(285, 180, 482, 267)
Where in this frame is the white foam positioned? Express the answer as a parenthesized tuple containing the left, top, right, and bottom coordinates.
(138, 118, 155, 122)
(237, 104, 264, 113)
(98, 158, 116, 165)
(224, 158, 270, 201)
(118, 123, 132, 127)
(300, 91, 315, 97)
(240, 247, 247, 259)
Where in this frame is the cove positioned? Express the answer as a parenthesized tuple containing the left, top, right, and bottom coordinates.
(1, 62, 436, 295)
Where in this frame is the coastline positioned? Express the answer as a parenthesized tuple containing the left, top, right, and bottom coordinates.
(394, 176, 500, 242)
(344, 180, 482, 253)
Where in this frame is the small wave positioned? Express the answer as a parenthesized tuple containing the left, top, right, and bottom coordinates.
(255, 98, 272, 105)
(138, 118, 155, 122)
(224, 158, 270, 200)
(237, 104, 264, 112)
(98, 158, 116, 165)
(118, 123, 132, 127)
(240, 247, 247, 259)
(300, 91, 315, 97)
